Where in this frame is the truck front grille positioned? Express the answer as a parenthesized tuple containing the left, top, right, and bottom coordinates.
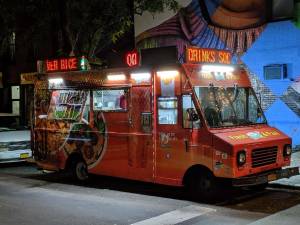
(252, 146, 278, 168)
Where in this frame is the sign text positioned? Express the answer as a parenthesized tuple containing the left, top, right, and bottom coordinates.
(186, 47, 231, 64)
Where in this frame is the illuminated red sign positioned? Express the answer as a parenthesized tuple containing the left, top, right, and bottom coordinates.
(125, 50, 139, 67)
(186, 47, 231, 64)
(45, 57, 79, 73)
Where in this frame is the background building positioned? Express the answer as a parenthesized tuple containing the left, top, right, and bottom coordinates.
(135, 0, 300, 149)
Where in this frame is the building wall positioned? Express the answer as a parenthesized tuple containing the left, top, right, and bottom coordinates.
(135, 0, 300, 149)
(242, 21, 300, 149)
(134, 0, 192, 37)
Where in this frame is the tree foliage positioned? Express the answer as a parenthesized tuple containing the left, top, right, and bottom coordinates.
(0, 0, 179, 61)
(134, 0, 179, 15)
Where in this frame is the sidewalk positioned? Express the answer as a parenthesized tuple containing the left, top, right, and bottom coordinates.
(270, 151, 300, 188)
(250, 151, 300, 225)
(248, 204, 300, 225)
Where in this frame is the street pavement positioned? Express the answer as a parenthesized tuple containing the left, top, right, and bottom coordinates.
(248, 204, 300, 225)
(247, 151, 300, 225)
(0, 173, 267, 225)
(1, 163, 300, 225)
(0, 152, 300, 225)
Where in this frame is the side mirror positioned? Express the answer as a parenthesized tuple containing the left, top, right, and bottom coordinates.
(187, 108, 199, 121)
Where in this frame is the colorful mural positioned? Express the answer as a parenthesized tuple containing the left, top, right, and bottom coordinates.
(33, 79, 108, 169)
(135, 0, 300, 149)
(136, 0, 265, 61)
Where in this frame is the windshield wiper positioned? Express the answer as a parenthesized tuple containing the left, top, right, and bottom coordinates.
(236, 119, 258, 125)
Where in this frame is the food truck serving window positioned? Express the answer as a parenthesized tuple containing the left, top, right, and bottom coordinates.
(158, 97, 178, 125)
(194, 86, 267, 128)
(93, 89, 128, 111)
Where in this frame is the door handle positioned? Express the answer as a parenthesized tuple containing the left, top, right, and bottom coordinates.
(184, 139, 189, 152)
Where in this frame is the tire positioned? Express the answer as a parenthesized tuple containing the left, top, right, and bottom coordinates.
(70, 158, 89, 181)
(186, 170, 218, 202)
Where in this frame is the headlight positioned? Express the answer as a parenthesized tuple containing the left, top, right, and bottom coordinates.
(237, 150, 246, 166)
(283, 144, 292, 157)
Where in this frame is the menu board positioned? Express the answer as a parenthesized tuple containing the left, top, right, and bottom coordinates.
(48, 90, 87, 121)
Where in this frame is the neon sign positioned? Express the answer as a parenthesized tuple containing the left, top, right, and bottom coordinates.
(125, 50, 139, 67)
(186, 47, 231, 64)
(43, 57, 88, 73)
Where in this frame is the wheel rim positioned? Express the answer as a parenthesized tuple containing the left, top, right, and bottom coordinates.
(200, 178, 212, 191)
(199, 176, 212, 191)
(76, 161, 88, 181)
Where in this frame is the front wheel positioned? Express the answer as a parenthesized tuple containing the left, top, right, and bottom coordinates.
(70, 159, 89, 181)
(186, 170, 218, 202)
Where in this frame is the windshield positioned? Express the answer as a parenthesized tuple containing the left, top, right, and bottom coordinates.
(194, 86, 267, 128)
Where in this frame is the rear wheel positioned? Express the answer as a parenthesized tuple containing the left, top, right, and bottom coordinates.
(70, 158, 89, 181)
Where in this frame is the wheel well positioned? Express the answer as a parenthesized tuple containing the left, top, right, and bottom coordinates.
(65, 152, 84, 170)
(182, 165, 212, 186)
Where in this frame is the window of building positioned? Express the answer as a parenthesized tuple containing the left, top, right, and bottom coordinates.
(264, 64, 287, 80)
(11, 86, 20, 115)
(9, 32, 16, 61)
(93, 89, 128, 111)
(158, 97, 177, 125)
(271, 0, 294, 21)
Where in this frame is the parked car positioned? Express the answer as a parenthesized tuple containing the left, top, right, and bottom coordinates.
(0, 127, 32, 163)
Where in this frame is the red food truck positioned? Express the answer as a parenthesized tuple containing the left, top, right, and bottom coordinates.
(32, 48, 299, 199)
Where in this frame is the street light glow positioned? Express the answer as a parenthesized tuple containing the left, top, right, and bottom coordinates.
(157, 70, 179, 79)
(201, 65, 234, 73)
(130, 72, 151, 82)
(48, 78, 63, 85)
(107, 74, 126, 81)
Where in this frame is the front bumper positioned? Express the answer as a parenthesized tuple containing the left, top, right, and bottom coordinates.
(232, 167, 299, 187)
(0, 149, 32, 163)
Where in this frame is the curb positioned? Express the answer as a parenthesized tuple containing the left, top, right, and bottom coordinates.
(268, 182, 300, 191)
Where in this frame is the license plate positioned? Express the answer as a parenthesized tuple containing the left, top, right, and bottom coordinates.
(20, 153, 29, 159)
(268, 174, 277, 182)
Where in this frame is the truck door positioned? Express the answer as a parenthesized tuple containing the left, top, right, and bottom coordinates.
(128, 85, 153, 182)
(154, 70, 201, 185)
(89, 88, 130, 178)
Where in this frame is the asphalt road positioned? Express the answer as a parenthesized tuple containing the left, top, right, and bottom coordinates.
(0, 163, 300, 225)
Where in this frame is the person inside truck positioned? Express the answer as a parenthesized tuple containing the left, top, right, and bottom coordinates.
(216, 88, 236, 124)
(115, 90, 127, 110)
(119, 93, 127, 110)
(204, 90, 221, 127)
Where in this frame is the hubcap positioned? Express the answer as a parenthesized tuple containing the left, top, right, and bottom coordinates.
(76, 161, 88, 181)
